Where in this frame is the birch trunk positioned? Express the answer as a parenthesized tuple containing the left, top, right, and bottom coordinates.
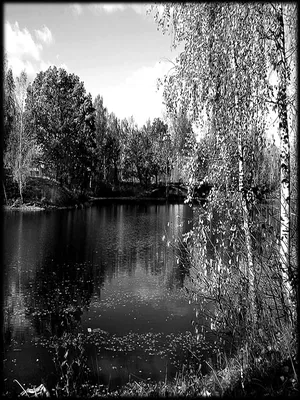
(232, 44, 257, 327)
(2, 180, 8, 205)
(19, 111, 23, 203)
(276, 5, 293, 313)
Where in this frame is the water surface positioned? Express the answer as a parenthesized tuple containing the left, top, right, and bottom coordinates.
(3, 203, 216, 393)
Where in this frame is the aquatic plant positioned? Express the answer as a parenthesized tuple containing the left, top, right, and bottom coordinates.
(50, 333, 90, 397)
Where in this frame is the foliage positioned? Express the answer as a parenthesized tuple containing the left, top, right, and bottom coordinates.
(166, 109, 196, 183)
(150, 2, 298, 393)
(3, 67, 17, 174)
(3, 58, 16, 154)
(93, 94, 108, 184)
(3, 64, 191, 202)
(3, 67, 41, 203)
(50, 333, 90, 397)
(25, 66, 96, 191)
(105, 112, 122, 184)
(122, 117, 170, 187)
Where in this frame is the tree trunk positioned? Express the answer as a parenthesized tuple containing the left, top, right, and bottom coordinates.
(238, 132, 257, 327)
(103, 155, 106, 181)
(2, 180, 8, 205)
(18, 109, 23, 203)
(276, 5, 293, 315)
(19, 179, 23, 204)
(233, 44, 257, 328)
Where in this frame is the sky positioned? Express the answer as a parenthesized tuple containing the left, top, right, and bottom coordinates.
(4, 2, 179, 127)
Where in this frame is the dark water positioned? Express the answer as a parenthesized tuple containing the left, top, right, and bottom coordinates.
(3, 203, 217, 393)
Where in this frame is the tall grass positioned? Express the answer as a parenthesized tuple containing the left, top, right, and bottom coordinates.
(181, 190, 298, 395)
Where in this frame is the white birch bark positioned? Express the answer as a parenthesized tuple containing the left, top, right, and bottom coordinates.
(232, 43, 257, 327)
(276, 5, 293, 313)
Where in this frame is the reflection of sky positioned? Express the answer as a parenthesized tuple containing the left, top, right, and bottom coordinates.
(83, 249, 194, 337)
(3, 203, 197, 389)
(3, 203, 193, 333)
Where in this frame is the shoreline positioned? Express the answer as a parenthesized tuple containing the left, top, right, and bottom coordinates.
(3, 196, 191, 212)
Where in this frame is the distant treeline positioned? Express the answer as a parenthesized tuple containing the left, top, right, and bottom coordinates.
(3, 62, 197, 203)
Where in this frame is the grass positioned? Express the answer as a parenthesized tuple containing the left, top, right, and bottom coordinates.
(46, 339, 298, 397)
(4, 321, 298, 398)
(114, 349, 298, 398)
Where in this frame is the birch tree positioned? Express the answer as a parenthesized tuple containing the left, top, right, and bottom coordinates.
(3, 69, 40, 204)
(150, 2, 297, 330)
(151, 3, 266, 328)
(272, 4, 293, 312)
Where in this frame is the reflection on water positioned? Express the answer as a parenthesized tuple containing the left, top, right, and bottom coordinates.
(3, 203, 216, 392)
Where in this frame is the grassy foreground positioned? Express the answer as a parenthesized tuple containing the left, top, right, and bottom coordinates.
(10, 349, 296, 398)
(85, 354, 298, 398)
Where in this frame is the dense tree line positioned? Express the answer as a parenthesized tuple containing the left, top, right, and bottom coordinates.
(2, 58, 282, 205)
(2, 63, 196, 202)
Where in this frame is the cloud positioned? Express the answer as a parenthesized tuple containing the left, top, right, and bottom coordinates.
(6, 56, 37, 78)
(98, 60, 174, 127)
(89, 4, 126, 14)
(34, 25, 53, 45)
(89, 3, 150, 15)
(39, 60, 52, 72)
(4, 20, 64, 81)
(69, 3, 83, 16)
(5, 21, 42, 62)
(129, 4, 151, 15)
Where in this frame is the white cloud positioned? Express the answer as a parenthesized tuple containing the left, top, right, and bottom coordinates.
(7, 56, 36, 78)
(98, 60, 174, 127)
(69, 3, 83, 16)
(39, 60, 52, 72)
(35, 25, 53, 45)
(4, 20, 61, 82)
(102, 4, 126, 13)
(129, 3, 151, 15)
(89, 3, 150, 15)
(89, 4, 126, 14)
(5, 21, 42, 62)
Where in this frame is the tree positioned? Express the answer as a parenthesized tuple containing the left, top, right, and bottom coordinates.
(3, 69, 40, 203)
(127, 122, 153, 187)
(121, 116, 139, 183)
(105, 112, 122, 185)
(151, 2, 297, 343)
(26, 66, 96, 191)
(3, 62, 16, 203)
(272, 4, 292, 312)
(152, 3, 265, 327)
(3, 58, 16, 155)
(148, 117, 169, 185)
(167, 109, 196, 183)
(93, 94, 108, 183)
(72, 92, 96, 193)
(14, 70, 28, 202)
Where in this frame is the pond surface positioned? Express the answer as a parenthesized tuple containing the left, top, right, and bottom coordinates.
(3, 202, 218, 394)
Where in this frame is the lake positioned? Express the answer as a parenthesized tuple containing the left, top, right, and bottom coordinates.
(3, 202, 219, 394)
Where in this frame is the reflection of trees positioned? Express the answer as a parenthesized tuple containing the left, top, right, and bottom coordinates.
(95, 204, 193, 288)
(163, 239, 191, 291)
(4, 283, 33, 347)
(174, 240, 191, 288)
(4, 203, 194, 343)
(24, 261, 105, 337)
